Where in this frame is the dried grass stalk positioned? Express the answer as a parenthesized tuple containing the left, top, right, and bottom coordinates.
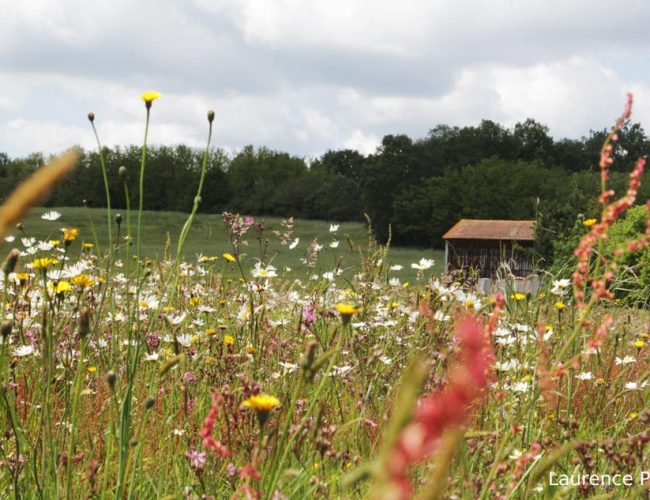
(0, 149, 78, 239)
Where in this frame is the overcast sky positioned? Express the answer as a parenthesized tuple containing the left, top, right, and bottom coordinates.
(2, 0, 650, 159)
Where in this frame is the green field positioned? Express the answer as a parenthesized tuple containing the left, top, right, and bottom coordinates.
(9, 207, 443, 282)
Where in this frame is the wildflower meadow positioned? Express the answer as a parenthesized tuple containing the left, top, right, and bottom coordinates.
(3, 92, 650, 499)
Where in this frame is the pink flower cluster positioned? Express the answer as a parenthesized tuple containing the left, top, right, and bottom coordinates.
(572, 94, 647, 309)
(385, 312, 497, 499)
(199, 392, 230, 457)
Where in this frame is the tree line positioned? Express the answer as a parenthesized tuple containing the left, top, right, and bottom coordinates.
(1, 118, 649, 264)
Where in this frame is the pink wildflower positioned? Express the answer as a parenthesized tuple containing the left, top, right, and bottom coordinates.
(199, 393, 230, 457)
(385, 314, 494, 499)
(186, 449, 207, 469)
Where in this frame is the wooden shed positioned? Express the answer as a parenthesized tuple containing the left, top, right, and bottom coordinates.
(442, 219, 536, 278)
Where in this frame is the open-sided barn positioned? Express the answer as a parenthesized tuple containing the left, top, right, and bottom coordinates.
(442, 219, 536, 278)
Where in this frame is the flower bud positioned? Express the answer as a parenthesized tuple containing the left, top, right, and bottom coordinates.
(145, 396, 155, 410)
(118, 166, 128, 178)
(15, 223, 23, 231)
(88, 112, 95, 123)
(1, 321, 12, 340)
(115, 213, 123, 225)
(207, 110, 215, 123)
(106, 371, 117, 388)
(79, 307, 91, 338)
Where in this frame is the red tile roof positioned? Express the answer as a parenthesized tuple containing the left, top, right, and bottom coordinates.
(443, 219, 536, 241)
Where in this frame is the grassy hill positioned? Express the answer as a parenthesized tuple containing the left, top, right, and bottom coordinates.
(7, 207, 444, 282)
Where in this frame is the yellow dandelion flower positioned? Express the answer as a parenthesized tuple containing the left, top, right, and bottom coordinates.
(634, 340, 646, 349)
(188, 296, 200, 307)
(583, 218, 597, 227)
(511, 293, 526, 301)
(223, 334, 234, 345)
(206, 328, 217, 336)
(242, 394, 280, 412)
(62, 228, 79, 241)
(223, 253, 236, 262)
(141, 91, 161, 104)
(87, 366, 97, 374)
(335, 303, 362, 316)
(31, 257, 59, 269)
(554, 301, 565, 310)
(49, 239, 61, 246)
(83, 242, 94, 249)
(72, 274, 95, 289)
(54, 281, 72, 294)
(15, 273, 29, 283)
(246, 344, 256, 354)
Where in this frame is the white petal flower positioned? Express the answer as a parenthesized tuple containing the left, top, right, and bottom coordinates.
(289, 238, 300, 250)
(410, 258, 435, 270)
(329, 241, 339, 249)
(433, 311, 450, 322)
(329, 224, 339, 233)
(252, 262, 277, 279)
(576, 372, 593, 381)
(21, 237, 36, 248)
(41, 211, 62, 221)
(37, 241, 54, 252)
(390, 265, 403, 271)
(511, 381, 529, 393)
(14, 345, 36, 357)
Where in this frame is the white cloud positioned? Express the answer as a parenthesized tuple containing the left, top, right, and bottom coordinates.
(2, 0, 650, 158)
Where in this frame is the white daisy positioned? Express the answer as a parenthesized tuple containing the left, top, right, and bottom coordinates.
(511, 381, 529, 393)
(411, 258, 435, 270)
(41, 211, 62, 221)
(252, 262, 277, 279)
(14, 345, 36, 357)
(615, 356, 636, 365)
